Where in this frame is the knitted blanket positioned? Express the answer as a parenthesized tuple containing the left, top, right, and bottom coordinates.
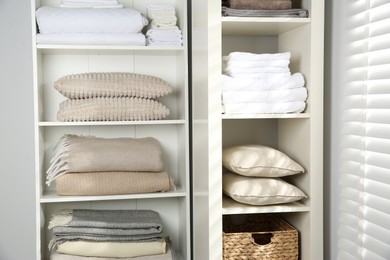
(46, 135, 163, 185)
(55, 72, 173, 99)
(55, 171, 173, 196)
(227, 0, 292, 10)
(57, 97, 170, 122)
(49, 209, 165, 249)
(222, 6, 309, 17)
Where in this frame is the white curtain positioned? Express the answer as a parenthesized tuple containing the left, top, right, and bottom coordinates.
(338, 0, 390, 259)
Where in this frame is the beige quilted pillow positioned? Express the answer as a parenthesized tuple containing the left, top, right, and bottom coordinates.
(57, 97, 170, 121)
(223, 144, 304, 177)
(54, 72, 173, 99)
(223, 172, 307, 206)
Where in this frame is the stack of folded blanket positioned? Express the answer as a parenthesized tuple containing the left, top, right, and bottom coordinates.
(222, 52, 308, 114)
(35, 1, 149, 45)
(49, 209, 176, 259)
(54, 72, 172, 122)
(46, 134, 174, 196)
(221, 0, 309, 18)
(145, 5, 183, 46)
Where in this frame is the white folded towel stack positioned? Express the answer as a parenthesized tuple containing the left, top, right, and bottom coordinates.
(222, 51, 308, 114)
(145, 5, 183, 46)
(59, 0, 123, 8)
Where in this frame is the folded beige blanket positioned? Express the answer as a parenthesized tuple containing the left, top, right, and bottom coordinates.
(47, 135, 163, 185)
(57, 97, 170, 122)
(50, 241, 175, 260)
(55, 72, 173, 99)
(56, 240, 166, 258)
(228, 0, 292, 10)
(55, 171, 172, 196)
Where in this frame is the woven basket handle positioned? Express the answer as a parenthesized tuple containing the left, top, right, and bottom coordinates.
(251, 233, 273, 246)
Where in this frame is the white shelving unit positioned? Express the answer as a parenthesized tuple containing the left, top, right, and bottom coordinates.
(31, 1, 191, 259)
(192, 1, 324, 259)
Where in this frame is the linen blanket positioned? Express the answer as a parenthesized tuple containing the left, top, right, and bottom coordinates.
(49, 209, 165, 249)
(227, 0, 292, 10)
(56, 97, 170, 122)
(222, 6, 309, 17)
(55, 240, 167, 258)
(46, 135, 163, 185)
(36, 6, 148, 34)
(50, 241, 176, 260)
(55, 171, 173, 196)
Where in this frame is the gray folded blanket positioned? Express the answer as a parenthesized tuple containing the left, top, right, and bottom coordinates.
(46, 135, 163, 185)
(227, 0, 292, 10)
(49, 209, 165, 249)
(222, 6, 309, 17)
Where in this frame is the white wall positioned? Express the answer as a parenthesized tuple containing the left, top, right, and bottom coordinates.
(0, 0, 36, 259)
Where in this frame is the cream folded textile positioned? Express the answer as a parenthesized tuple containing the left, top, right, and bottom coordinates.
(56, 240, 166, 258)
(55, 171, 172, 196)
(57, 97, 170, 122)
(36, 33, 145, 45)
(221, 73, 305, 91)
(50, 241, 175, 260)
(222, 87, 307, 104)
(228, 0, 292, 10)
(223, 101, 306, 114)
(36, 6, 148, 34)
(54, 72, 173, 99)
(46, 135, 163, 185)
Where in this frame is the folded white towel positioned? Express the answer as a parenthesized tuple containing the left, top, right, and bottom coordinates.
(150, 20, 178, 29)
(147, 4, 176, 12)
(146, 38, 183, 46)
(60, 0, 123, 8)
(223, 66, 290, 75)
(36, 6, 148, 34)
(36, 33, 146, 46)
(226, 52, 291, 61)
(223, 56, 290, 68)
(223, 72, 291, 79)
(222, 88, 308, 104)
(223, 101, 306, 114)
(222, 73, 305, 91)
(146, 28, 182, 37)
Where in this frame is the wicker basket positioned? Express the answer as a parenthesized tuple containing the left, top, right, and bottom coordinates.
(223, 214, 298, 260)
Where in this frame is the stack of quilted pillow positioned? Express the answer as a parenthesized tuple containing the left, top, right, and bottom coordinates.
(222, 144, 307, 206)
(54, 72, 172, 122)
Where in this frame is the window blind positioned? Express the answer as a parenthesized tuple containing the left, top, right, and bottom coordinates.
(338, 0, 390, 259)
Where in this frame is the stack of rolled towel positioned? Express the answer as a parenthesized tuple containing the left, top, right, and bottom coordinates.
(46, 134, 174, 196)
(49, 209, 176, 259)
(54, 72, 172, 122)
(221, 0, 309, 18)
(222, 51, 308, 114)
(35, 1, 149, 45)
(145, 5, 183, 46)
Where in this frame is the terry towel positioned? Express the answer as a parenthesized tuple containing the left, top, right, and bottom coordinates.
(227, 0, 292, 10)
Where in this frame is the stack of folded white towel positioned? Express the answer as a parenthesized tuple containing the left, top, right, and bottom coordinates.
(59, 0, 123, 8)
(35, 0, 149, 45)
(145, 5, 183, 46)
(222, 51, 308, 114)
